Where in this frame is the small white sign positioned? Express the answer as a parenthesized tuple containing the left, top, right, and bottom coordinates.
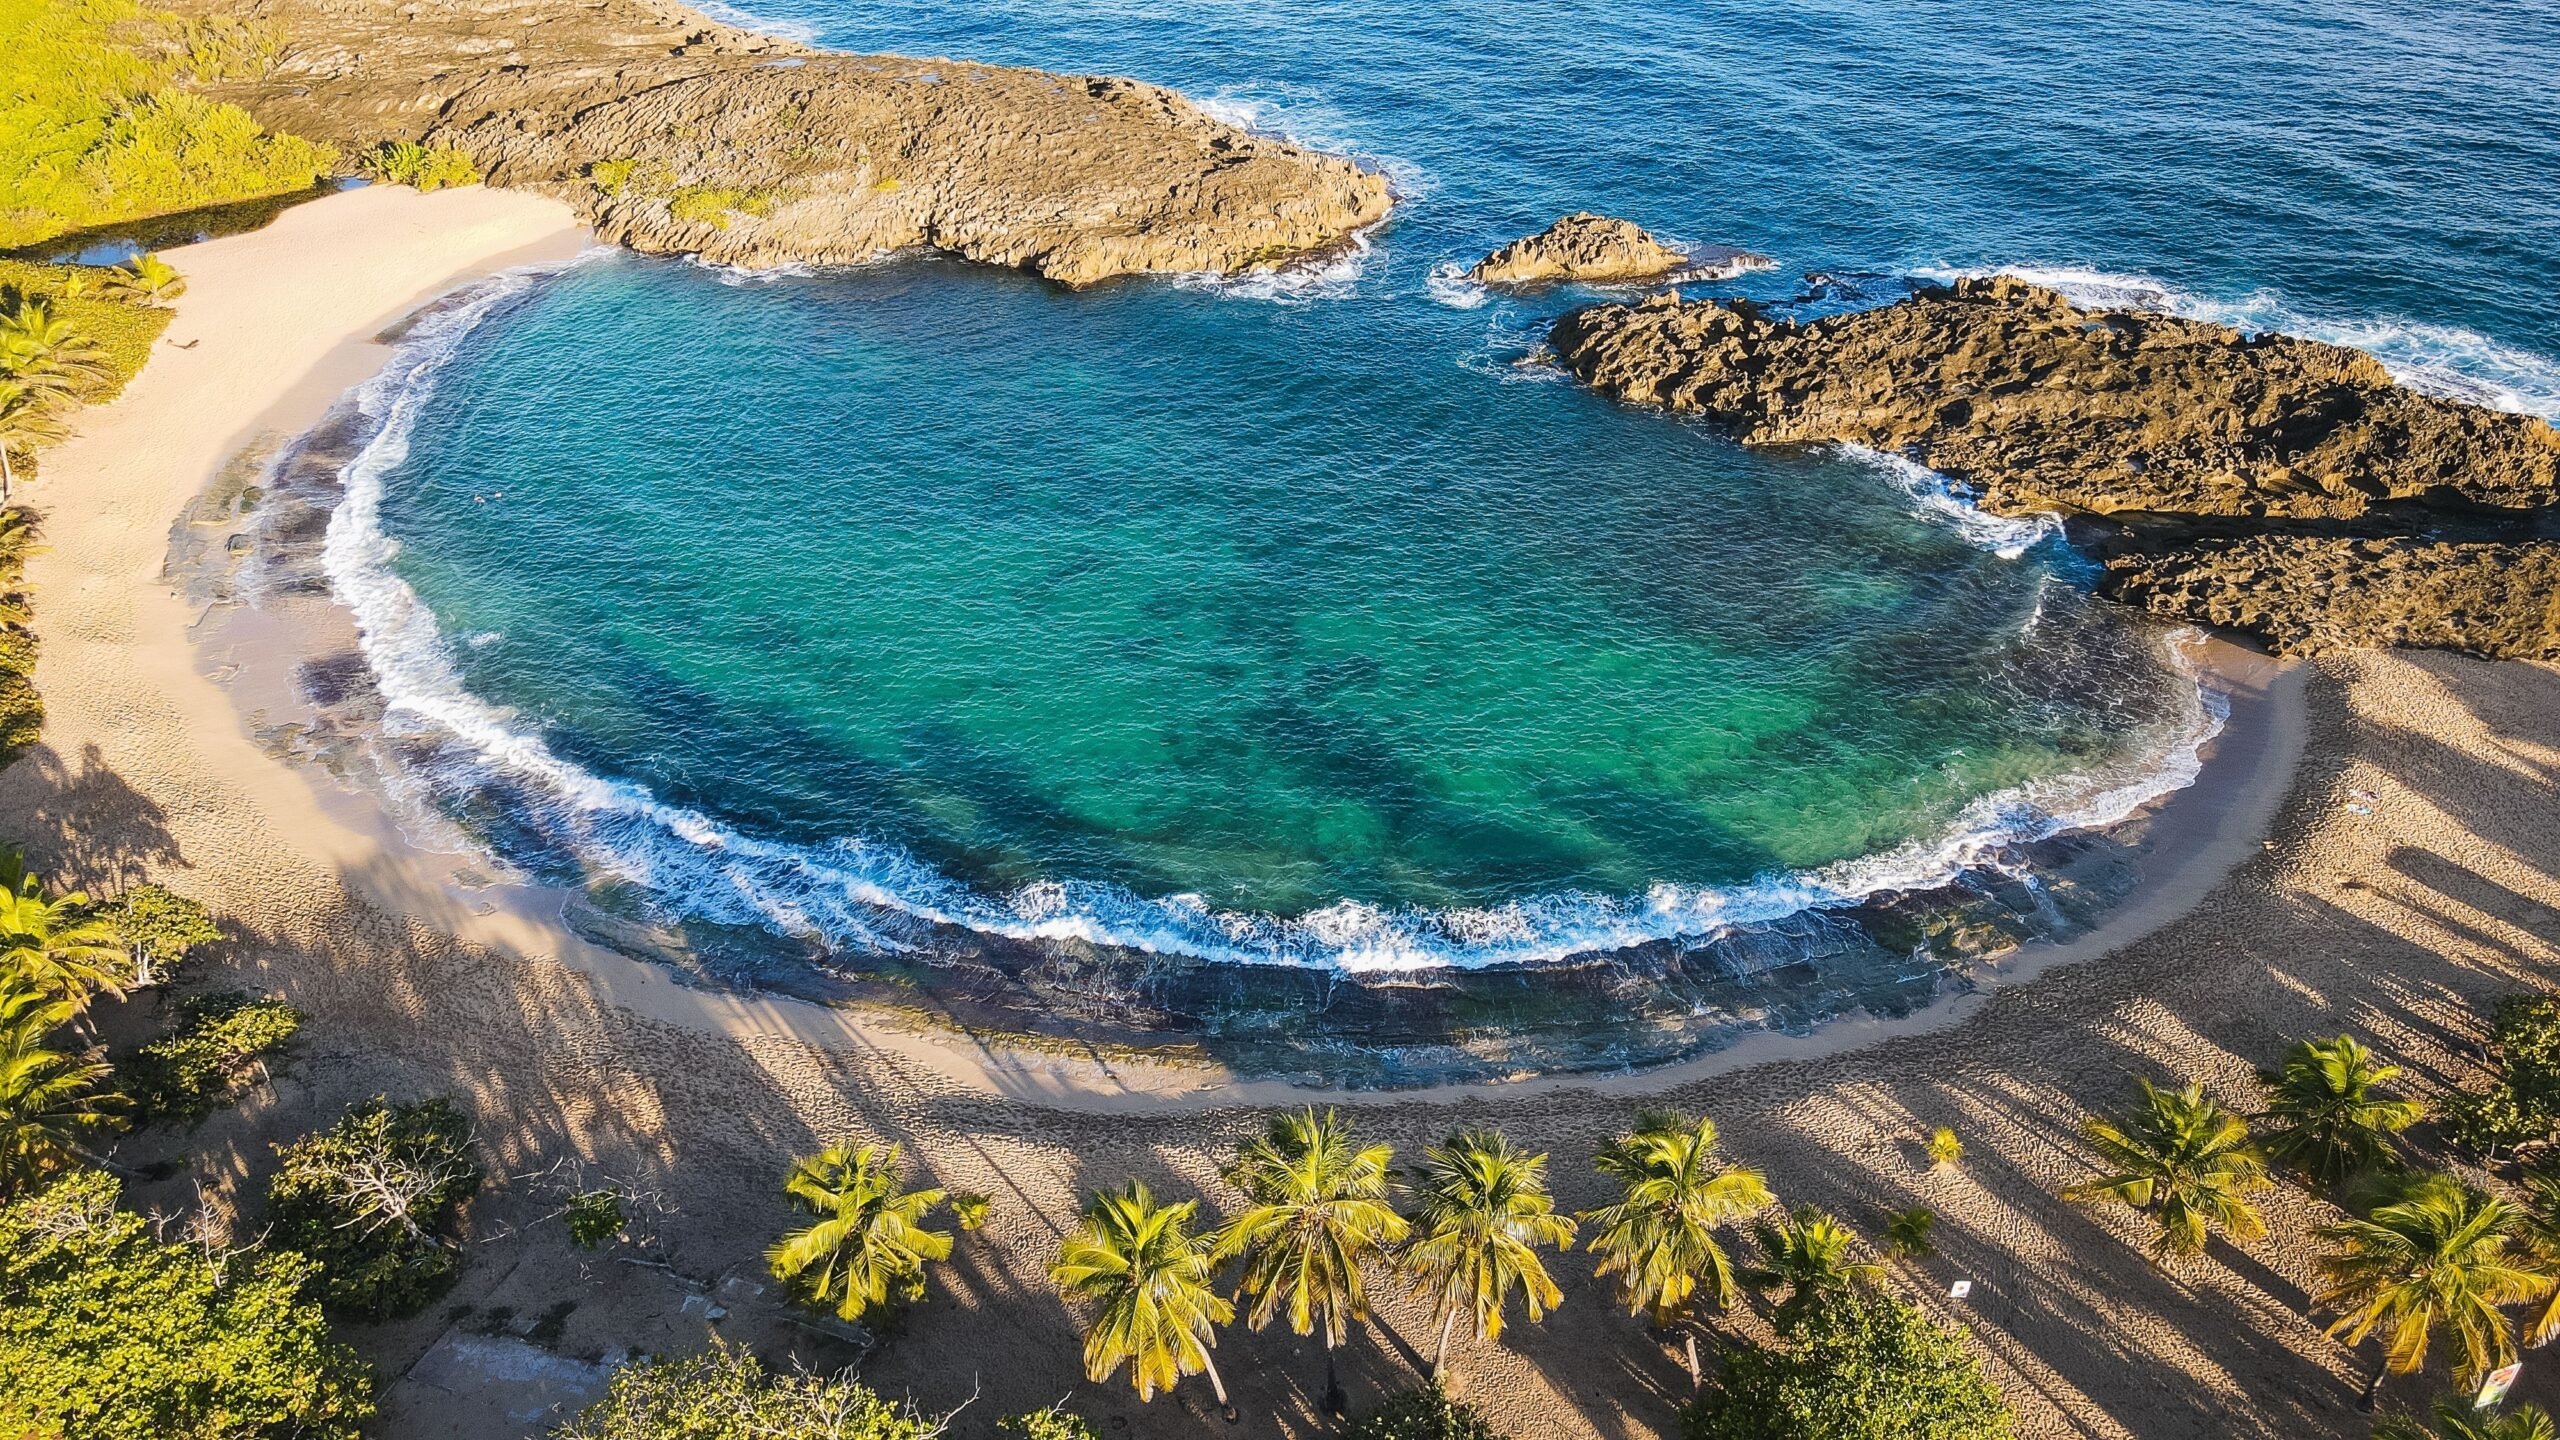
(2478, 1362, 2523, 1409)
(1948, 1280, 1973, 1300)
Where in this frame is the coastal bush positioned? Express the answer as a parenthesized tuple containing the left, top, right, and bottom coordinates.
(2371, 1396, 2558, 1440)
(124, 989, 300, 1122)
(564, 1187, 625, 1248)
(555, 1342, 932, 1440)
(265, 1096, 483, 1318)
(0, 1169, 374, 1440)
(2448, 994, 2560, 1161)
(998, 1405, 1103, 1440)
(0, 0, 336, 248)
(98, 881, 221, 987)
(360, 140, 481, 192)
(0, 511, 41, 760)
(1681, 1291, 2017, 1440)
(768, 1141, 952, 1322)
(1344, 1384, 1504, 1440)
(667, 185, 777, 228)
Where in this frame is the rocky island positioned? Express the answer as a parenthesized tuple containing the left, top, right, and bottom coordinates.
(1470, 211, 1768, 286)
(185, 0, 1392, 283)
(1551, 276, 2560, 658)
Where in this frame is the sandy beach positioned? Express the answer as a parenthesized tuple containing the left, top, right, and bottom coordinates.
(9, 184, 2560, 1439)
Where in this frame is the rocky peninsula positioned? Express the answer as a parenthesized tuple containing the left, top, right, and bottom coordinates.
(1551, 276, 2560, 659)
(185, 0, 1391, 283)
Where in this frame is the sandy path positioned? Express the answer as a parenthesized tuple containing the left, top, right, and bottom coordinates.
(8, 185, 2559, 1439)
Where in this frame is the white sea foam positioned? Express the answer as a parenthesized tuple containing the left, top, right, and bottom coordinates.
(1425, 261, 1491, 309)
(313, 258, 2230, 975)
(1167, 228, 1374, 305)
(1912, 263, 2560, 423)
(1838, 444, 2061, 559)
(687, 0, 823, 45)
(1192, 88, 1431, 201)
(681, 253, 824, 286)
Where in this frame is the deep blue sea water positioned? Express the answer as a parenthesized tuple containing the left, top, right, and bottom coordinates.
(330, 0, 2560, 976)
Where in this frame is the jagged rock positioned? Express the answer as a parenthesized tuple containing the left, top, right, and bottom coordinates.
(2105, 538, 2560, 659)
(1548, 276, 2560, 659)
(1469, 212, 1766, 287)
(188, 0, 1391, 284)
(1549, 276, 2560, 518)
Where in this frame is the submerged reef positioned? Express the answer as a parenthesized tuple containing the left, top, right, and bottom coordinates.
(1552, 276, 2560, 659)
(185, 0, 1390, 283)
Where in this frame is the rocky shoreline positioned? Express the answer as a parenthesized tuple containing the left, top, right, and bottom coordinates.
(189, 0, 1390, 283)
(1552, 276, 2560, 659)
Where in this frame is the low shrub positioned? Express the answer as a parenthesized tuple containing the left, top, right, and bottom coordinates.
(1683, 1292, 2016, 1440)
(998, 1406, 1100, 1440)
(360, 140, 481, 192)
(1346, 1385, 1505, 1440)
(557, 1343, 934, 1440)
(124, 989, 300, 1122)
(2447, 993, 2560, 1160)
(264, 1097, 482, 1319)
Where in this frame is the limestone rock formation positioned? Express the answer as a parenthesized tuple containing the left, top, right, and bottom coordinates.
(1549, 276, 2560, 658)
(2105, 539, 2560, 660)
(1469, 212, 1766, 287)
(186, 0, 1392, 284)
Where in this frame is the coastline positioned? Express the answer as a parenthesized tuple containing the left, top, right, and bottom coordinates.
(14, 184, 2560, 1438)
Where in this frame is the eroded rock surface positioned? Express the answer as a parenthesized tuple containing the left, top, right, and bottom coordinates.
(190, 0, 1391, 283)
(1469, 212, 1769, 287)
(1550, 275, 2560, 658)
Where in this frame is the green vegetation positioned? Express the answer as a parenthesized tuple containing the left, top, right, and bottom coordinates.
(0, 980, 118, 1194)
(2373, 1396, 2559, 1440)
(123, 988, 300, 1122)
(1051, 1179, 1235, 1405)
(1682, 1291, 2017, 1440)
(2259, 1033, 2425, 1185)
(1884, 1205, 1939, 1260)
(1, 259, 172, 398)
(0, 511, 40, 760)
(101, 250, 185, 305)
(1742, 1207, 1884, 1330)
(0, 1169, 372, 1440)
(1581, 1108, 1771, 1325)
(359, 140, 481, 192)
(667, 185, 777, 229)
(1345, 1384, 1506, 1440)
(1215, 1106, 1406, 1409)
(2448, 995, 2560, 1161)
(997, 1405, 1102, 1440)
(556, 1342, 931, 1440)
(0, 0, 334, 249)
(1402, 1127, 1577, 1376)
(265, 1096, 483, 1319)
(1925, 1126, 1963, 1168)
(950, 1189, 992, 1230)
(0, 857, 124, 1007)
(97, 880, 220, 987)
(2063, 1077, 2270, 1263)
(2317, 1172, 2553, 1409)
(765, 1141, 952, 1323)
(565, 1187, 626, 1248)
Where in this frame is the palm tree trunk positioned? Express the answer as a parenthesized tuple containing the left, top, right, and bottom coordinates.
(1433, 1308, 1459, 1378)
(2, 445, 15, 506)
(1323, 1337, 1346, 1416)
(2360, 1353, 2388, 1412)
(1199, 1348, 1231, 1414)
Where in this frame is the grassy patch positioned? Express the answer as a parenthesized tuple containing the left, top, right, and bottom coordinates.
(666, 185, 779, 229)
(0, 259, 172, 401)
(0, 0, 337, 249)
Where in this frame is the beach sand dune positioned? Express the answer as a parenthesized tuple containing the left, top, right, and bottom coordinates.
(8, 186, 2560, 1438)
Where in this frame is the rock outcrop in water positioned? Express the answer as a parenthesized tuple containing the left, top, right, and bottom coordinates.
(1470, 212, 1769, 287)
(187, 0, 1392, 284)
(1549, 276, 2560, 658)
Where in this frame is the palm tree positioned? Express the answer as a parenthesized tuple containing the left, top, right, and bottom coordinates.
(2259, 1034, 2425, 1185)
(1051, 1180, 1235, 1407)
(2064, 1077, 2271, 1263)
(2503, 1172, 2560, 1348)
(0, 868, 128, 1008)
(764, 1142, 951, 1323)
(0, 300, 107, 394)
(0, 983, 121, 1196)
(0, 379, 68, 504)
(2317, 1173, 2554, 1411)
(103, 254, 186, 307)
(1403, 1126, 1578, 1377)
(1581, 1109, 1773, 1326)
(1740, 1206, 1885, 1330)
(2373, 1396, 2558, 1440)
(1214, 1107, 1406, 1415)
